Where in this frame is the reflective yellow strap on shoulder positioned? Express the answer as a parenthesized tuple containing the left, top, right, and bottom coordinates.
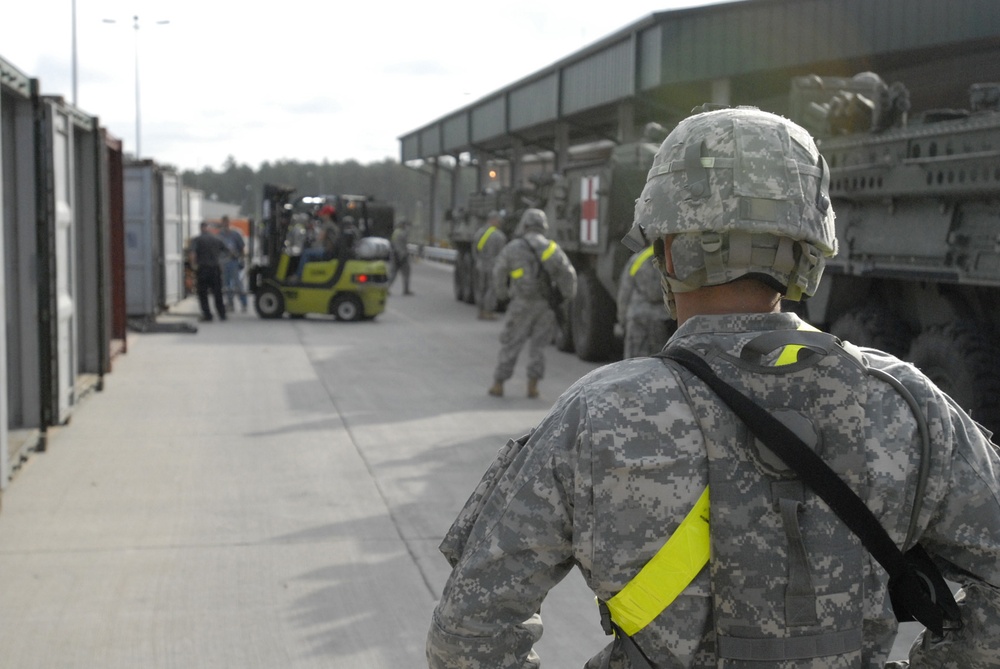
(629, 246, 656, 277)
(541, 240, 558, 262)
(510, 267, 525, 279)
(605, 486, 711, 637)
(775, 321, 822, 366)
(477, 226, 496, 252)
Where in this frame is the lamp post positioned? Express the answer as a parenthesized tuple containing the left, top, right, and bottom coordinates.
(103, 15, 169, 160)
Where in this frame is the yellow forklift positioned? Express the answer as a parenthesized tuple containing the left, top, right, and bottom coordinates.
(249, 184, 392, 321)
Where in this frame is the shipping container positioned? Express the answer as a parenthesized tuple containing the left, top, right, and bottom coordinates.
(1, 57, 42, 481)
(124, 162, 184, 317)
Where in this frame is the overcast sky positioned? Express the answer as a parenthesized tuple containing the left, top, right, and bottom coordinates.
(3, 0, 734, 172)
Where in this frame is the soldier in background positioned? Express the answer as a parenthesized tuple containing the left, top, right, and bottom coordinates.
(615, 245, 675, 358)
(390, 219, 413, 295)
(487, 209, 576, 399)
(428, 108, 1000, 667)
(472, 211, 508, 320)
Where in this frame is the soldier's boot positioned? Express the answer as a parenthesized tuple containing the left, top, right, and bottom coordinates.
(488, 381, 504, 397)
(527, 378, 540, 399)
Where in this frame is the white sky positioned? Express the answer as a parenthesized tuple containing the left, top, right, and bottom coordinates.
(2, 0, 733, 172)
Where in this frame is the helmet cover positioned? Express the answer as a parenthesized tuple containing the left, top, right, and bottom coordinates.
(623, 107, 837, 303)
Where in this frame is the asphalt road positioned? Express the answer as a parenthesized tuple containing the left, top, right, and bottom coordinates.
(0, 258, 920, 667)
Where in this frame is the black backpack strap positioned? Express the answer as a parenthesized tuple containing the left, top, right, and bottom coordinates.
(659, 346, 961, 636)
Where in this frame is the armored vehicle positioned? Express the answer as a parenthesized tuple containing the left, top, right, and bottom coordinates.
(790, 73, 1000, 435)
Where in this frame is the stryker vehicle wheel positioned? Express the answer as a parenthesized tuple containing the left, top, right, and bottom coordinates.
(830, 305, 912, 357)
(330, 293, 363, 321)
(908, 321, 1000, 435)
(571, 271, 616, 361)
(254, 286, 285, 319)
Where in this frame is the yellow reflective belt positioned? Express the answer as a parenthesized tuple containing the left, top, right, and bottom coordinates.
(605, 486, 711, 637)
(477, 226, 497, 252)
(510, 267, 525, 279)
(541, 240, 557, 261)
(629, 246, 655, 277)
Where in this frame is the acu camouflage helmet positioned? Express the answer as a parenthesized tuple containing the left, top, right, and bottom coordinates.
(623, 107, 837, 307)
(517, 208, 549, 235)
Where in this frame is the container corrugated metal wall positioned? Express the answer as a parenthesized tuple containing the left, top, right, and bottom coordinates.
(1, 61, 42, 474)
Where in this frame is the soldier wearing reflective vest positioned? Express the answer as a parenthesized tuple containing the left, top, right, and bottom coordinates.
(616, 245, 675, 358)
(427, 108, 1000, 668)
(487, 209, 576, 399)
(473, 211, 508, 320)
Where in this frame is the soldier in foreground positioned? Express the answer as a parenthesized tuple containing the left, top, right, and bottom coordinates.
(428, 108, 1000, 667)
(472, 211, 508, 320)
(487, 209, 576, 399)
(616, 245, 675, 358)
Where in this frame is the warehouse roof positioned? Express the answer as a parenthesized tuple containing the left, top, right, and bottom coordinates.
(399, 0, 1000, 163)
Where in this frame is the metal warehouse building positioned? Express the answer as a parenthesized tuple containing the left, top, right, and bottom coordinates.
(399, 0, 1000, 229)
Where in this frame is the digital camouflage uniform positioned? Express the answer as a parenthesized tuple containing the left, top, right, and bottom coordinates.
(427, 312, 1000, 668)
(473, 219, 508, 315)
(616, 247, 675, 358)
(431, 108, 1000, 668)
(490, 218, 576, 386)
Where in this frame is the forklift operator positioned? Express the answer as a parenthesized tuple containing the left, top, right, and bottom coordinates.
(295, 205, 340, 280)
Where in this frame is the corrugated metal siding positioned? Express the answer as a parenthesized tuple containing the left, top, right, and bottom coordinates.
(471, 97, 506, 143)
(658, 0, 1000, 87)
(442, 115, 469, 154)
(562, 40, 635, 115)
(400, 0, 1000, 161)
(401, 134, 420, 163)
(419, 125, 442, 157)
(638, 25, 662, 92)
(510, 74, 559, 132)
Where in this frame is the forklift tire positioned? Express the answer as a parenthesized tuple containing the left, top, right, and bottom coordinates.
(255, 286, 285, 319)
(330, 293, 364, 322)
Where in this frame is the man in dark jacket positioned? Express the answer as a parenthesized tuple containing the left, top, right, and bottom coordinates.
(189, 221, 228, 321)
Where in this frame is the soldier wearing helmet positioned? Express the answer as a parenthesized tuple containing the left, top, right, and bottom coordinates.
(428, 108, 1000, 668)
(472, 210, 508, 320)
(487, 208, 576, 399)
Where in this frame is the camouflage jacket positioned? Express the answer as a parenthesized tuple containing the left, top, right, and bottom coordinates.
(472, 223, 508, 272)
(491, 232, 577, 305)
(616, 249, 669, 326)
(427, 312, 1000, 669)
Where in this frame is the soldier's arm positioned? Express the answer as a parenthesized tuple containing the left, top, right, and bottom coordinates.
(906, 396, 1000, 666)
(427, 393, 586, 668)
(492, 248, 510, 302)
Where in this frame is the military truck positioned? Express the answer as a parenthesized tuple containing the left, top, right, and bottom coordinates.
(789, 72, 1000, 436)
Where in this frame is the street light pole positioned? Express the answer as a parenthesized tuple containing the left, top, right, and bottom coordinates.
(103, 15, 169, 161)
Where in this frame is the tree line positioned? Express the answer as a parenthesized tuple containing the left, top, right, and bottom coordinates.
(181, 155, 477, 243)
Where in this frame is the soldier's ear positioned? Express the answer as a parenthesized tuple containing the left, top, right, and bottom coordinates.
(654, 236, 675, 275)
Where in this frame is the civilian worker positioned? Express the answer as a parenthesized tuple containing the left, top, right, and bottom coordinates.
(428, 108, 1000, 668)
(487, 208, 576, 399)
(295, 205, 338, 281)
(189, 221, 228, 322)
(390, 219, 414, 295)
(218, 215, 248, 312)
(472, 210, 508, 320)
